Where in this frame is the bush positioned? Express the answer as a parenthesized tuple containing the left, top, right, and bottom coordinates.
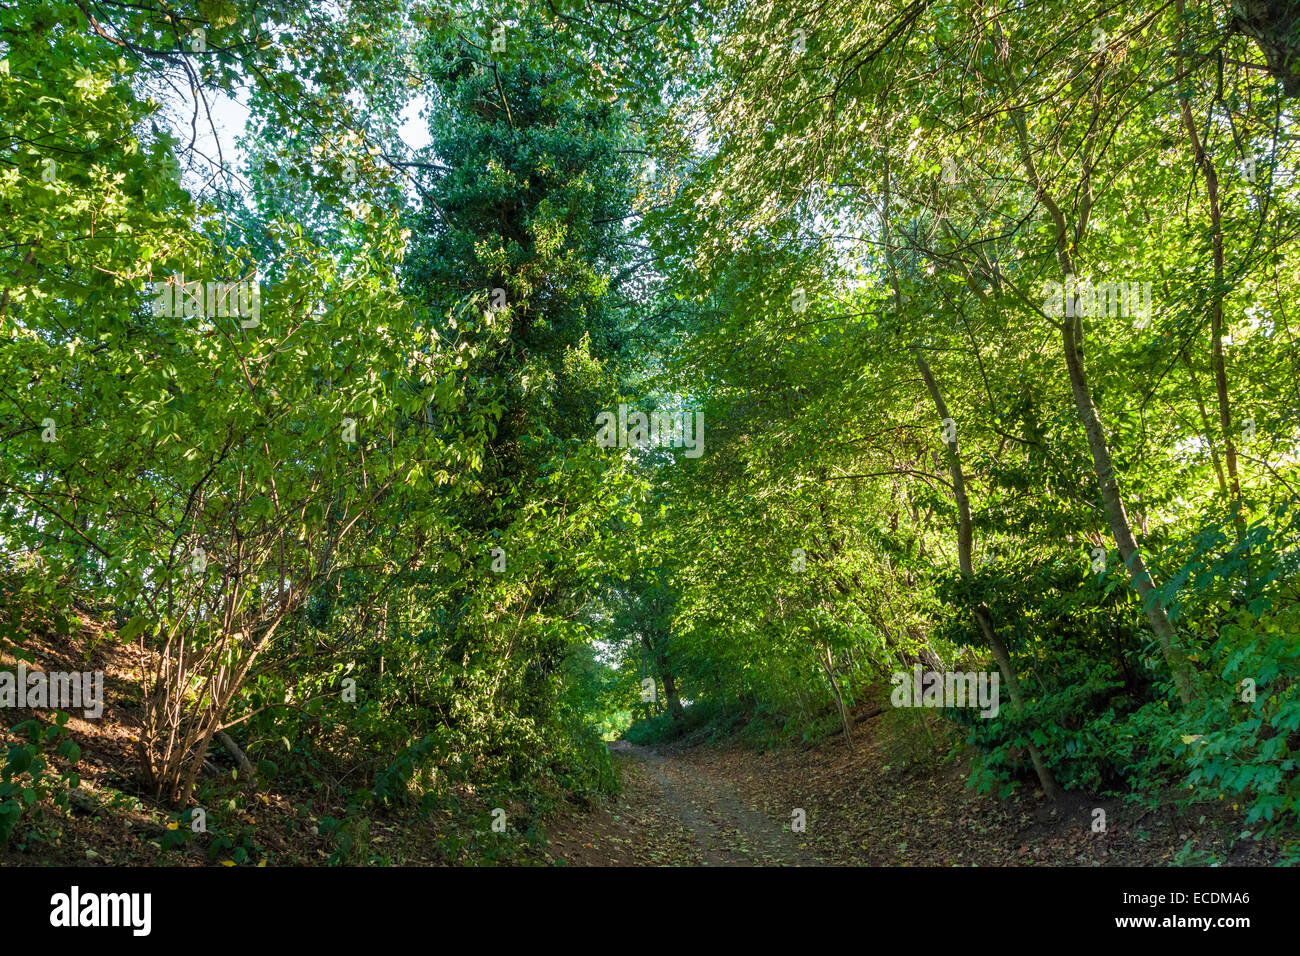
(939, 502, 1300, 833)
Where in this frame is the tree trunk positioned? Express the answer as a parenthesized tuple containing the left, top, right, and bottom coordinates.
(1182, 347, 1229, 499)
(1230, 0, 1300, 98)
(661, 664, 685, 727)
(1060, 310, 1196, 704)
(217, 730, 257, 786)
(641, 633, 684, 728)
(1008, 107, 1198, 705)
(1176, 13, 1244, 537)
(912, 345, 1061, 799)
(820, 644, 854, 749)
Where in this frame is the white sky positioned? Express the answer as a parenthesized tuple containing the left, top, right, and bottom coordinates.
(163, 83, 431, 192)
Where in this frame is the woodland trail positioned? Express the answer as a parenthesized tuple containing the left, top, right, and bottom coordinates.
(612, 741, 821, 866)
(541, 740, 824, 866)
(537, 722, 1285, 868)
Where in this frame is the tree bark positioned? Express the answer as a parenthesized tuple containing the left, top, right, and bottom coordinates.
(911, 346, 1061, 799)
(1176, 8, 1244, 536)
(820, 644, 854, 749)
(641, 633, 684, 727)
(661, 665, 685, 726)
(1230, 0, 1300, 98)
(1182, 347, 1229, 499)
(217, 730, 256, 785)
(1008, 107, 1197, 705)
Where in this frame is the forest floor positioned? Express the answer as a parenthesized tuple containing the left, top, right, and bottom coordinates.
(0, 613, 1287, 867)
(537, 711, 1286, 867)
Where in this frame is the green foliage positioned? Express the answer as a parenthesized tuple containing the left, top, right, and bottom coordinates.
(0, 714, 81, 847)
(4, 0, 1300, 862)
(943, 507, 1300, 832)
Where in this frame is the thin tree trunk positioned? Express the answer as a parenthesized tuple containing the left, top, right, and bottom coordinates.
(1008, 108, 1197, 704)
(641, 633, 684, 727)
(912, 346, 1061, 799)
(1181, 347, 1228, 498)
(821, 644, 854, 749)
(1176, 3, 1244, 536)
(1060, 300, 1196, 704)
(884, 140, 1058, 793)
(661, 665, 685, 726)
(217, 730, 256, 784)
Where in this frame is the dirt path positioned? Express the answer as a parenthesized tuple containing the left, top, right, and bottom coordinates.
(538, 726, 1284, 867)
(623, 741, 821, 865)
(540, 741, 821, 866)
